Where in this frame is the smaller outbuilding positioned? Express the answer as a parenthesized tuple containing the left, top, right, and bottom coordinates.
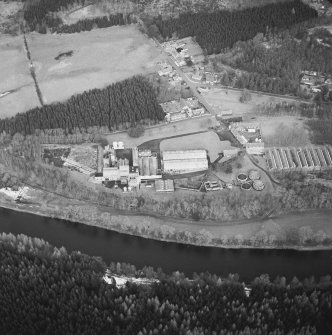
(155, 179, 175, 192)
(246, 142, 265, 155)
(223, 148, 240, 159)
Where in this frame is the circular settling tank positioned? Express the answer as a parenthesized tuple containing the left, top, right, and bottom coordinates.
(248, 170, 260, 181)
(253, 180, 265, 191)
(241, 182, 252, 190)
(237, 173, 248, 183)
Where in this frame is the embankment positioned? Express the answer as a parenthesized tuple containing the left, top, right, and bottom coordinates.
(1, 185, 332, 251)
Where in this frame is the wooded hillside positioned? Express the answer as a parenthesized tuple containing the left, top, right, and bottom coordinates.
(1, 233, 332, 334)
(151, 0, 317, 53)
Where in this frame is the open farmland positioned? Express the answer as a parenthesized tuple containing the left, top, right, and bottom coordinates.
(0, 35, 40, 118)
(27, 25, 161, 106)
(0, 25, 162, 117)
(160, 131, 233, 161)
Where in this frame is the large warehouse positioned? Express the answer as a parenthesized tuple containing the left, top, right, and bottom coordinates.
(162, 150, 208, 174)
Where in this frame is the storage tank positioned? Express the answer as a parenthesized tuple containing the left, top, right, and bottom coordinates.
(252, 180, 265, 191)
(241, 182, 252, 191)
(248, 170, 260, 181)
(237, 173, 248, 183)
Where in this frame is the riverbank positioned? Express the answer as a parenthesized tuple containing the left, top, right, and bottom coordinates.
(1, 185, 332, 250)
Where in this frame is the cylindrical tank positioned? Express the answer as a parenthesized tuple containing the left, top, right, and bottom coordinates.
(237, 173, 248, 183)
(252, 180, 265, 191)
(248, 170, 260, 181)
(241, 182, 252, 191)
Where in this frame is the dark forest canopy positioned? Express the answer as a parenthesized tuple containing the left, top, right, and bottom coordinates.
(0, 76, 165, 136)
(1, 233, 332, 335)
(215, 24, 332, 96)
(51, 15, 131, 34)
(23, 0, 84, 29)
(151, 0, 317, 53)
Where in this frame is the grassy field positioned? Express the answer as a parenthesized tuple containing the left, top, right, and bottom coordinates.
(202, 88, 301, 118)
(105, 116, 218, 148)
(260, 116, 311, 147)
(160, 130, 230, 161)
(27, 25, 161, 106)
(0, 25, 162, 118)
(0, 35, 41, 118)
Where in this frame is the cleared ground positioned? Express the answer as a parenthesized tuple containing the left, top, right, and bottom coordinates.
(0, 35, 40, 118)
(106, 116, 218, 148)
(202, 88, 301, 118)
(176, 37, 204, 63)
(160, 131, 229, 161)
(27, 25, 161, 105)
(260, 116, 311, 147)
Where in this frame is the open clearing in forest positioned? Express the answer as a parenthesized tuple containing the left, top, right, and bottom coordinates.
(160, 131, 231, 161)
(59, 0, 293, 25)
(0, 25, 162, 118)
(202, 88, 302, 118)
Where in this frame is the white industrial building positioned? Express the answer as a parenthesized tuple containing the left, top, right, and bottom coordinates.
(162, 150, 208, 174)
(246, 142, 265, 155)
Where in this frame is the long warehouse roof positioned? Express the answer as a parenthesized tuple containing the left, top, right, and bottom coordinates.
(163, 150, 207, 161)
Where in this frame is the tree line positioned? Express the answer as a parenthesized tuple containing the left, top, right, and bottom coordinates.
(0, 76, 165, 136)
(1, 232, 332, 334)
(149, 0, 317, 54)
(50, 14, 132, 34)
(22, 0, 84, 31)
(21, 0, 133, 33)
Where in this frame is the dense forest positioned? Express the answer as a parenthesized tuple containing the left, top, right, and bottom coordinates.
(214, 22, 332, 96)
(22, 0, 83, 30)
(51, 14, 131, 34)
(0, 76, 165, 136)
(1, 233, 332, 334)
(150, 0, 317, 54)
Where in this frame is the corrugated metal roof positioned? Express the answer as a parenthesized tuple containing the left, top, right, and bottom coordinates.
(163, 150, 207, 161)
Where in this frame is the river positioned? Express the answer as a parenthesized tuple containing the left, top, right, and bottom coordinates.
(1, 207, 331, 282)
